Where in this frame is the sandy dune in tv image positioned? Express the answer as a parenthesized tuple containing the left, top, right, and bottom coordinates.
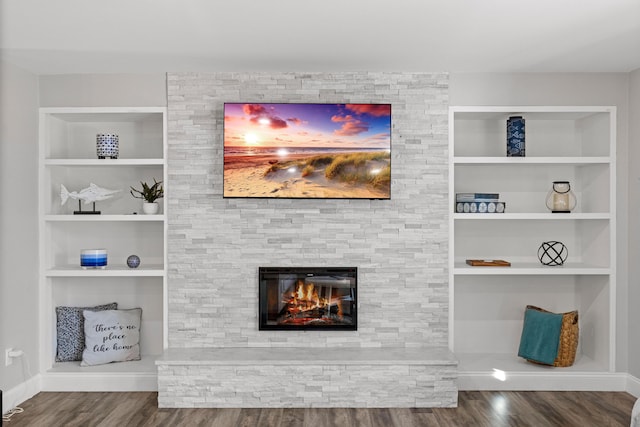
(223, 103, 392, 199)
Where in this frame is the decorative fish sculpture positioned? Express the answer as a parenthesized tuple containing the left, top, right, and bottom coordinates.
(60, 183, 121, 205)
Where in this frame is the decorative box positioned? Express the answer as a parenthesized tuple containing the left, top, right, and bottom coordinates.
(455, 201, 506, 213)
(81, 249, 107, 269)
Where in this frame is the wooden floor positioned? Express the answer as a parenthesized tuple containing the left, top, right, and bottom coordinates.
(4, 391, 636, 427)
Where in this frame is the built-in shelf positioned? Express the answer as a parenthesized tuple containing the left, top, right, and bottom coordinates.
(39, 106, 167, 392)
(449, 106, 616, 390)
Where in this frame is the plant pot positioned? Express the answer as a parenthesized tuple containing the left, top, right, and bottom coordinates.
(142, 202, 159, 215)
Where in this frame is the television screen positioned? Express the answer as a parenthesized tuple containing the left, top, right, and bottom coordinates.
(223, 103, 391, 199)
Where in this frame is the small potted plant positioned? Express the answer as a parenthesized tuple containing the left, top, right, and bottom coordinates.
(130, 178, 163, 214)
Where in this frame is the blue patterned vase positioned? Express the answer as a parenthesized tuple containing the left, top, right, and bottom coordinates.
(97, 133, 119, 159)
(506, 116, 525, 157)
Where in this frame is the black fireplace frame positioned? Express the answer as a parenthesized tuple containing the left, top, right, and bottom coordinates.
(258, 267, 358, 331)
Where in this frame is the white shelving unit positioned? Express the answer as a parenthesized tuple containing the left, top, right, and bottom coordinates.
(38, 107, 167, 391)
(449, 106, 619, 390)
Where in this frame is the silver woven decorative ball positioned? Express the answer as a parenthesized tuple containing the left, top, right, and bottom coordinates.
(126, 254, 141, 268)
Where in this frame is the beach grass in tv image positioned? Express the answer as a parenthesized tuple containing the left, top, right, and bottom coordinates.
(223, 103, 391, 199)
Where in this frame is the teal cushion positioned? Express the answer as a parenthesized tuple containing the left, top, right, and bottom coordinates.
(518, 307, 563, 365)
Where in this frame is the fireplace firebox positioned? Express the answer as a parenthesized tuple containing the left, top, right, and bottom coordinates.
(259, 267, 357, 331)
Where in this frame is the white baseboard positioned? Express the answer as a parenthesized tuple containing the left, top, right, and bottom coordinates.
(2, 374, 41, 414)
(41, 372, 157, 392)
(3, 369, 638, 408)
(627, 374, 640, 397)
(458, 371, 627, 391)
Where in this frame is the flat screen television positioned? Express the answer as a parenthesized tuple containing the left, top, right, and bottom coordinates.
(223, 103, 391, 199)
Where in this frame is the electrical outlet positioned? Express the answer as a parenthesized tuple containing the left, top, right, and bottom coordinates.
(5, 348, 13, 366)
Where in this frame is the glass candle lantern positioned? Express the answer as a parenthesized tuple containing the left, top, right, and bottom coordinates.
(546, 181, 576, 213)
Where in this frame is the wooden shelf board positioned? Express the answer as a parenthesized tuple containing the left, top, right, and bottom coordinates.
(453, 156, 610, 165)
(453, 212, 610, 220)
(49, 355, 159, 374)
(45, 214, 165, 222)
(450, 106, 614, 120)
(46, 265, 165, 277)
(456, 352, 609, 374)
(41, 107, 165, 122)
(454, 261, 610, 275)
(45, 158, 164, 166)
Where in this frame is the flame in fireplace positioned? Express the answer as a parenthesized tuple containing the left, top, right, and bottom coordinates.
(288, 280, 328, 313)
(280, 280, 347, 325)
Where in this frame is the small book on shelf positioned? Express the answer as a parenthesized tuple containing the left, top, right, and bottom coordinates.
(455, 193, 500, 202)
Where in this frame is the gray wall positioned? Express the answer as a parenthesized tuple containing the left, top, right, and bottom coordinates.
(38, 74, 167, 107)
(450, 72, 631, 372)
(628, 68, 640, 378)
(167, 72, 450, 349)
(0, 61, 39, 399)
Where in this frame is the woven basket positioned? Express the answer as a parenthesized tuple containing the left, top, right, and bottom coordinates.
(525, 305, 579, 367)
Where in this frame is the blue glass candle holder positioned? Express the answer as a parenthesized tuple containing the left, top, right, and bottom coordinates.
(81, 249, 107, 269)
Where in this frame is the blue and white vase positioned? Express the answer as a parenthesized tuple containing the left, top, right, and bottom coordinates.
(96, 133, 119, 159)
(506, 116, 525, 157)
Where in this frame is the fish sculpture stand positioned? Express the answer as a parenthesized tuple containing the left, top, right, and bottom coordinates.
(60, 183, 121, 215)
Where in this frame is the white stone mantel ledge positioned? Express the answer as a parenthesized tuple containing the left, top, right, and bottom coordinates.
(155, 346, 457, 366)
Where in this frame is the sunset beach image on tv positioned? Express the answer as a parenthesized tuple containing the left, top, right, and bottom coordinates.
(223, 103, 391, 199)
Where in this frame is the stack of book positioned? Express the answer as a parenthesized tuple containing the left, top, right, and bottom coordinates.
(455, 193, 506, 213)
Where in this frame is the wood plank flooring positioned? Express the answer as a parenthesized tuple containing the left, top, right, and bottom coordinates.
(4, 390, 636, 427)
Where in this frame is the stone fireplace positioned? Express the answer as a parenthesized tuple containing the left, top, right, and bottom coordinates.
(161, 71, 455, 408)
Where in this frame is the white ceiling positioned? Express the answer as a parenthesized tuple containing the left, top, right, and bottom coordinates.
(2, 0, 639, 75)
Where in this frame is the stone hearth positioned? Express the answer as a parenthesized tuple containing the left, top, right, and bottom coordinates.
(157, 347, 457, 408)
